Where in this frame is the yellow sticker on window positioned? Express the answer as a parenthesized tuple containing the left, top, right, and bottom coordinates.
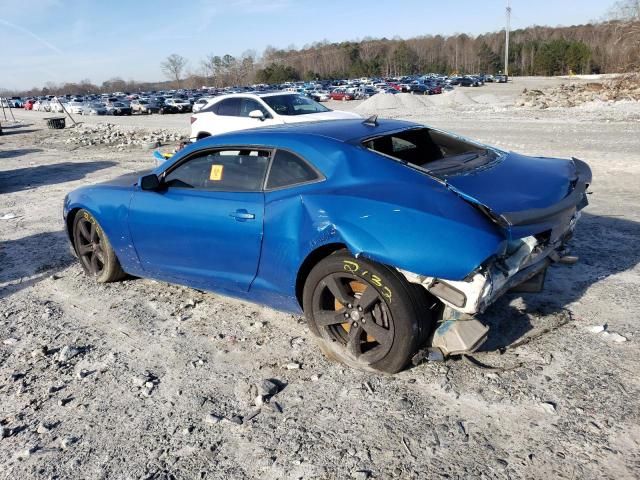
(210, 164, 224, 181)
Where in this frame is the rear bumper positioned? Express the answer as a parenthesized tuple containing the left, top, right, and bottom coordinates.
(399, 210, 582, 315)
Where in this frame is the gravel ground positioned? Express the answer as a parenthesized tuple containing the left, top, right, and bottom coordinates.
(1, 77, 639, 479)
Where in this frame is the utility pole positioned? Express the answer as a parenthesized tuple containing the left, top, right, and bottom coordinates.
(504, 0, 511, 77)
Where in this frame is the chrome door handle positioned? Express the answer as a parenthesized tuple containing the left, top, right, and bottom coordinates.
(230, 209, 255, 221)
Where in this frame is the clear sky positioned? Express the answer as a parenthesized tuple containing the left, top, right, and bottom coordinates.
(1, 0, 614, 90)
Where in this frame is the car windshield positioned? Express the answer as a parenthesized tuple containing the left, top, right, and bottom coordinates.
(262, 94, 330, 116)
(363, 127, 501, 178)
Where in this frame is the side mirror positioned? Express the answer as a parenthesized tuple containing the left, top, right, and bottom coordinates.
(140, 173, 161, 191)
(248, 109, 265, 121)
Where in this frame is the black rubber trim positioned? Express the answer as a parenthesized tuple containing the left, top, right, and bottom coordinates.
(501, 181, 587, 226)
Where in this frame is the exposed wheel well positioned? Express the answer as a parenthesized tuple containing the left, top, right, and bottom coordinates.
(66, 208, 83, 252)
(66, 208, 81, 240)
(295, 243, 348, 308)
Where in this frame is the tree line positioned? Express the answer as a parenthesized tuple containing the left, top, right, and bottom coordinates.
(3, 15, 639, 96)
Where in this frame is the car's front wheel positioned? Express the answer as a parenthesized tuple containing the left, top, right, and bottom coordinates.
(72, 209, 126, 283)
(303, 252, 435, 373)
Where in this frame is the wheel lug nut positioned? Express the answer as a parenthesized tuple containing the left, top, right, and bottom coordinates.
(344, 312, 349, 317)
(353, 322, 358, 327)
(358, 306, 363, 311)
(347, 304, 353, 309)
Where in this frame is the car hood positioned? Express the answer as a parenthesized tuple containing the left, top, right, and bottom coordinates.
(97, 170, 151, 188)
(281, 110, 361, 123)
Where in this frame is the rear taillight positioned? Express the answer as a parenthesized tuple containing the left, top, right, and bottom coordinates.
(190, 116, 197, 124)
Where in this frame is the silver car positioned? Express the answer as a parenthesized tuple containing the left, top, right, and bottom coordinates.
(82, 102, 107, 115)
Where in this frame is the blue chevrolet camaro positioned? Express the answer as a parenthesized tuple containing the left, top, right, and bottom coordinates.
(64, 118, 591, 373)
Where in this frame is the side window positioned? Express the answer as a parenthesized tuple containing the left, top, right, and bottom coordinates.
(164, 149, 270, 192)
(266, 150, 319, 190)
(239, 99, 268, 117)
(215, 98, 241, 116)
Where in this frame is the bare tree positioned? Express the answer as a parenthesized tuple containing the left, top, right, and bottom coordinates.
(608, 0, 640, 20)
(161, 54, 188, 88)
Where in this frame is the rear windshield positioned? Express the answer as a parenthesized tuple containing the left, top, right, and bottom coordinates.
(363, 127, 500, 177)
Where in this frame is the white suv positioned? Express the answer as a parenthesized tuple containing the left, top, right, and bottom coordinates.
(190, 92, 360, 141)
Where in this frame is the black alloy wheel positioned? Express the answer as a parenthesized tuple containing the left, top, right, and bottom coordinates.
(313, 273, 395, 364)
(303, 252, 436, 373)
(74, 213, 105, 276)
(72, 209, 125, 282)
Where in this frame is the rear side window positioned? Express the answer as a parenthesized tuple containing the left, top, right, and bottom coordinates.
(164, 149, 270, 192)
(266, 150, 319, 189)
(214, 98, 241, 116)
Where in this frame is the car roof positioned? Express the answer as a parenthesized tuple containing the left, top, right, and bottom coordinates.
(199, 118, 420, 145)
(212, 91, 300, 100)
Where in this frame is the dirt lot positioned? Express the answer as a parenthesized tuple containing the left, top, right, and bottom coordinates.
(1, 77, 639, 479)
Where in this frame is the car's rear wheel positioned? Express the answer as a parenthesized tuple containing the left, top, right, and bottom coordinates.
(72, 209, 125, 283)
(303, 252, 435, 373)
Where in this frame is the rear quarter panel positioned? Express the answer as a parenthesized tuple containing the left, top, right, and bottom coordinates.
(251, 141, 505, 307)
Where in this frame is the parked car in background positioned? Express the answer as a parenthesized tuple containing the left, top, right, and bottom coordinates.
(156, 101, 181, 115)
(190, 92, 360, 140)
(353, 87, 377, 99)
(106, 101, 133, 116)
(192, 97, 215, 113)
(50, 100, 65, 113)
(131, 99, 156, 114)
(33, 100, 51, 112)
(329, 89, 354, 101)
(23, 99, 36, 110)
(164, 98, 192, 112)
(63, 118, 592, 373)
(82, 102, 107, 115)
(459, 76, 481, 87)
(308, 90, 331, 102)
(1, 97, 23, 108)
(68, 101, 85, 114)
(496, 75, 508, 83)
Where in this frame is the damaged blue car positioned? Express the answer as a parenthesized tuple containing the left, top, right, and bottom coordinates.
(63, 118, 591, 373)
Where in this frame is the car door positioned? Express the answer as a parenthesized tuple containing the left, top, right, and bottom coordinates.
(128, 147, 270, 293)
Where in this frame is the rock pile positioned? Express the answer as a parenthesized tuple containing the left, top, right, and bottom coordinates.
(516, 74, 640, 108)
(62, 123, 187, 148)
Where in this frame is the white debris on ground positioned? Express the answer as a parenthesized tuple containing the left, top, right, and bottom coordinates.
(516, 73, 640, 109)
(354, 90, 500, 116)
(38, 122, 188, 149)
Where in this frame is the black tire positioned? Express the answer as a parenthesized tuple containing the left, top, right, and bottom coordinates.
(303, 251, 435, 373)
(72, 209, 126, 283)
